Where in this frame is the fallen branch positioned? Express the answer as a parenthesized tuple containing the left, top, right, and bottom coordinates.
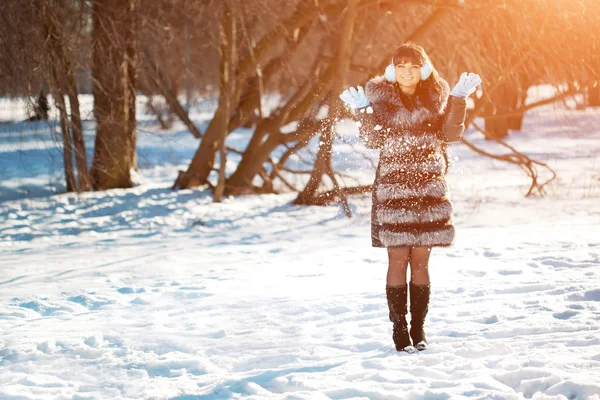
(464, 121, 556, 196)
(311, 185, 372, 205)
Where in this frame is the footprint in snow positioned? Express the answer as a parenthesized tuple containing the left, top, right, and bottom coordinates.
(361, 303, 381, 312)
(327, 306, 352, 315)
(117, 287, 146, 294)
(497, 269, 523, 276)
(19, 300, 72, 316)
(175, 291, 213, 300)
(553, 310, 578, 320)
(475, 315, 499, 324)
(67, 295, 112, 310)
(289, 273, 324, 278)
(463, 270, 486, 277)
(483, 250, 501, 257)
(536, 256, 594, 269)
(568, 289, 600, 302)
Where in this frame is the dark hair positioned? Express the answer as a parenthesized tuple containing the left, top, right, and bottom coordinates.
(391, 42, 445, 112)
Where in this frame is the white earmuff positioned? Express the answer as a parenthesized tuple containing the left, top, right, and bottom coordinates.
(384, 63, 396, 82)
(420, 60, 433, 80)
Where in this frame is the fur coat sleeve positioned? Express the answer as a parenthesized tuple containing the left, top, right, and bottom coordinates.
(438, 95, 467, 143)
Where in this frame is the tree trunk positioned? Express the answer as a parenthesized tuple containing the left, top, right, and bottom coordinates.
(90, 0, 138, 190)
(43, 0, 92, 191)
(47, 64, 76, 193)
(41, 0, 76, 192)
(67, 84, 93, 192)
(214, 0, 236, 203)
(505, 84, 522, 131)
(508, 86, 527, 130)
(52, 20, 93, 192)
(224, 123, 271, 193)
(174, 95, 231, 189)
(484, 85, 511, 140)
(30, 88, 49, 121)
(589, 81, 600, 106)
(53, 86, 77, 192)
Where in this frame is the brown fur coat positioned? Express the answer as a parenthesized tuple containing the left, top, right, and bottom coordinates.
(356, 75, 467, 248)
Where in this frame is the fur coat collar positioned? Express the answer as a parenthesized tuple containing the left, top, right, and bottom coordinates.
(364, 75, 450, 130)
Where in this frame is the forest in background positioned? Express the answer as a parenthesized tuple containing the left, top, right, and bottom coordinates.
(1, 0, 599, 209)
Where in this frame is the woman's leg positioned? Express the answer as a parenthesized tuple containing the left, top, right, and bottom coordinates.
(386, 246, 411, 286)
(385, 246, 414, 352)
(409, 246, 432, 285)
(408, 246, 432, 350)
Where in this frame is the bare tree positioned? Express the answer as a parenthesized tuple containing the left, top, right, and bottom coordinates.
(293, 0, 361, 215)
(0, 0, 92, 193)
(41, 0, 93, 192)
(172, 0, 331, 191)
(90, 0, 139, 189)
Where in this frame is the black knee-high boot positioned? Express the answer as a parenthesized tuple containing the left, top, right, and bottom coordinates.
(386, 285, 415, 352)
(409, 281, 430, 351)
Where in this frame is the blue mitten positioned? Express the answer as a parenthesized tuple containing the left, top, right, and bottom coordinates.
(340, 85, 370, 109)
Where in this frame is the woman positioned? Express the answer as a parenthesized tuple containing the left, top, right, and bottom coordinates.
(340, 42, 481, 353)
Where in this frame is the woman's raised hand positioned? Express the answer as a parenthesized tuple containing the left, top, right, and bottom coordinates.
(450, 72, 482, 98)
(340, 85, 370, 109)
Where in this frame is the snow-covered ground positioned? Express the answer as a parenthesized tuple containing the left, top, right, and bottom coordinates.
(0, 89, 599, 399)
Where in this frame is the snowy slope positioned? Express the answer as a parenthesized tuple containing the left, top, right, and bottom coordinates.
(0, 90, 599, 399)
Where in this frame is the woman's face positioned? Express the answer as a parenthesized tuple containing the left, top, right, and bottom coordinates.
(395, 61, 421, 89)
